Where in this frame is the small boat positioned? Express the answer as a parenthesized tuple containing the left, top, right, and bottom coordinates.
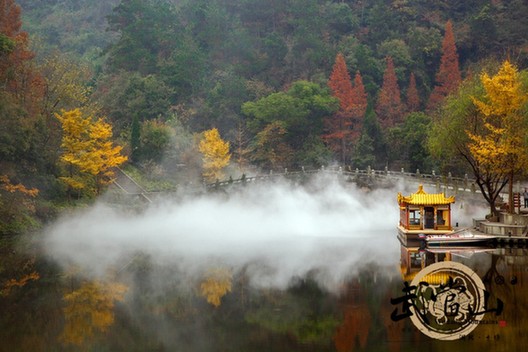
(419, 231, 493, 246)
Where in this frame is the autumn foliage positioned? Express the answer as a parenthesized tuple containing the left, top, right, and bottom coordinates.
(198, 128, 231, 182)
(376, 56, 404, 129)
(199, 268, 232, 307)
(467, 60, 528, 212)
(251, 121, 293, 170)
(60, 280, 128, 346)
(351, 71, 368, 134)
(406, 72, 420, 112)
(333, 281, 372, 351)
(328, 53, 355, 112)
(325, 53, 368, 162)
(428, 20, 462, 110)
(56, 109, 127, 195)
(0, 0, 44, 113)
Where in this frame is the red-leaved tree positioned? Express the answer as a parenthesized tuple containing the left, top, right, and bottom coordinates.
(350, 71, 368, 137)
(0, 0, 44, 113)
(324, 53, 355, 163)
(376, 56, 404, 129)
(406, 72, 420, 112)
(324, 54, 368, 163)
(427, 20, 462, 110)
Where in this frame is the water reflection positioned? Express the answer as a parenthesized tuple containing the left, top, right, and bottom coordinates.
(3, 234, 528, 351)
(396, 242, 528, 349)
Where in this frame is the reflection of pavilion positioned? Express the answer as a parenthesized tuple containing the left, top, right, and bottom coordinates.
(397, 185, 455, 245)
(397, 244, 528, 345)
(399, 245, 452, 283)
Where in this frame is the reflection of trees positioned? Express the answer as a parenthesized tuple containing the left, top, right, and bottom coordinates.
(199, 267, 232, 307)
(60, 280, 127, 347)
(245, 274, 339, 345)
(475, 250, 528, 348)
(483, 254, 502, 289)
(380, 289, 403, 352)
(333, 279, 371, 351)
(0, 244, 62, 350)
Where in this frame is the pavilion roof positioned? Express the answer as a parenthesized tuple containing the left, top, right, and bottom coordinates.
(397, 185, 455, 206)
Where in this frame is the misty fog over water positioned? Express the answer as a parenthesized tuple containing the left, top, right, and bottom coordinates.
(16, 174, 517, 352)
(42, 175, 484, 289)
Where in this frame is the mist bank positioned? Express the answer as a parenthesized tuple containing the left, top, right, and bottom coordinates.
(41, 175, 486, 288)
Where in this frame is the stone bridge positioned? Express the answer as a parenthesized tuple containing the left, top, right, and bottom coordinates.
(111, 166, 499, 206)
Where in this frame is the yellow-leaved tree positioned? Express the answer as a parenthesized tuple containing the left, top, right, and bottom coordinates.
(56, 109, 127, 196)
(199, 267, 232, 307)
(60, 280, 128, 346)
(198, 128, 231, 182)
(467, 61, 528, 213)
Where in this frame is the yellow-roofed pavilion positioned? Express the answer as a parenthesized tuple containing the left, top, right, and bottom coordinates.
(397, 185, 455, 240)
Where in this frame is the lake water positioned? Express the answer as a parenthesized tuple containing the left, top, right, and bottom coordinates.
(2, 229, 526, 351)
(1, 179, 523, 351)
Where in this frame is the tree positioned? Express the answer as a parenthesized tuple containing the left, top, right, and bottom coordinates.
(0, 32, 14, 56)
(96, 72, 173, 132)
(38, 51, 93, 115)
(130, 115, 140, 163)
(198, 128, 231, 182)
(0, 174, 39, 235)
(351, 133, 375, 169)
(106, 0, 178, 74)
(376, 56, 404, 129)
(139, 119, 173, 162)
(388, 112, 432, 172)
(232, 119, 252, 172)
(250, 121, 293, 171)
(242, 80, 337, 167)
(428, 62, 528, 217)
(361, 107, 386, 169)
(325, 53, 355, 163)
(328, 53, 355, 112)
(427, 20, 462, 110)
(56, 109, 127, 195)
(297, 135, 333, 169)
(0, 0, 43, 111)
(406, 72, 420, 112)
(467, 61, 528, 213)
(351, 70, 368, 137)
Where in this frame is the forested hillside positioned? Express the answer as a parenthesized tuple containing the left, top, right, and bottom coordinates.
(3, 1, 528, 349)
(2, 0, 528, 231)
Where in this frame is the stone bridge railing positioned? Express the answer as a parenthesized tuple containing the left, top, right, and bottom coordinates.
(206, 166, 481, 196)
(112, 166, 500, 205)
